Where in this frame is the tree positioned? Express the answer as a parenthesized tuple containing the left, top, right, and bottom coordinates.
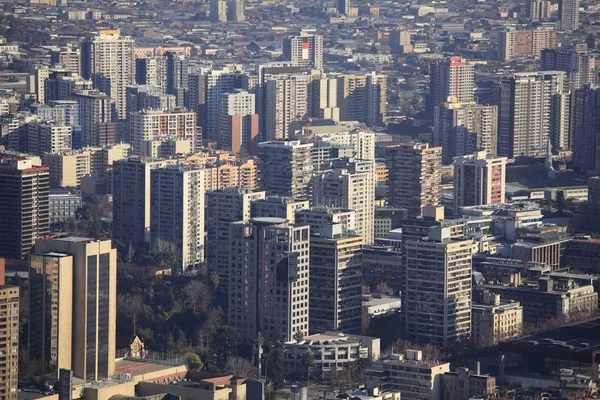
(187, 352, 204, 371)
(182, 280, 212, 313)
(254, 333, 264, 378)
(151, 238, 180, 270)
(300, 351, 314, 383)
(225, 356, 258, 378)
(265, 345, 285, 390)
(209, 272, 220, 292)
(212, 326, 239, 370)
(293, 329, 304, 343)
(375, 282, 394, 296)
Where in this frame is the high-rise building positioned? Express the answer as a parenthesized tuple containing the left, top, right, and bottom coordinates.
(337, 73, 386, 126)
(227, 0, 244, 21)
(309, 224, 363, 334)
(126, 86, 176, 114)
(251, 196, 310, 223)
(265, 75, 312, 140)
(570, 87, 600, 174)
(498, 71, 568, 157)
(389, 29, 411, 50)
(165, 52, 189, 108)
(0, 158, 49, 260)
(434, 101, 498, 162)
(228, 218, 310, 344)
(452, 151, 507, 215)
(257, 140, 313, 199)
(73, 89, 112, 147)
(150, 166, 205, 271)
(295, 207, 356, 236)
(337, 0, 350, 15)
(27, 122, 73, 156)
(0, 286, 19, 398)
(219, 89, 259, 154)
(312, 158, 375, 244)
(80, 30, 135, 120)
(429, 56, 474, 114)
(282, 31, 324, 70)
(559, 0, 580, 31)
(135, 56, 168, 93)
(206, 188, 266, 295)
(526, 0, 551, 20)
(541, 47, 596, 90)
(498, 28, 557, 61)
(210, 0, 227, 22)
(34, 66, 50, 105)
(32, 237, 117, 381)
(387, 142, 442, 218)
(129, 109, 197, 155)
(405, 238, 472, 348)
(311, 77, 340, 121)
(50, 47, 81, 75)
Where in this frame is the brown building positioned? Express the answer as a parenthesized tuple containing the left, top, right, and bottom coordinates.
(444, 366, 496, 400)
(226, 114, 259, 155)
(0, 157, 49, 260)
(0, 286, 19, 400)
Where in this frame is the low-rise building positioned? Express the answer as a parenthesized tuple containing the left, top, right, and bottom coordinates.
(49, 188, 82, 225)
(363, 294, 401, 317)
(443, 366, 496, 400)
(472, 291, 523, 348)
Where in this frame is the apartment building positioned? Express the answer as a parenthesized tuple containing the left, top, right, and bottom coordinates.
(0, 286, 19, 399)
(257, 140, 313, 199)
(283, 31, 323, 69)
(429, 56, 474, 113)
(129, 110, 197, 155)
(498, 28, 557, 61)
(472, 291, 523, 347)
(250, 196, 309, 223)
(443, 367, 496, 400)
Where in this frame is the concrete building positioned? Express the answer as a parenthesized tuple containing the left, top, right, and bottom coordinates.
(405, 239, 472, 348)
(257, 140, 313, 199)
(429, 56, 474, 113)
(44, 150, 94, 188)
(50, 47, 81, 75)
(226, 0, 244, 21)
(265, 74, 312, 140)
(541, 47, 596, 91)
(219, 90, 259, 154)
(134, 56, 167, 93)
(32, 237, 117, 381)
(126, 86, 175, 113)
(362, 245, 402, 294)
(74, 89, 112, 147)
(49, 188, 82, 225)
(433, 101, 498, 161)
(443, 367, 496, 400)
(472, 291, 523, 348)
(284, 332, 379, 378)
(206, 188, 266, 294)
(309, 129, 375, 161)
(210, 0, 227, 22)
(81, 30, 135, 120)
(311, 77, 340, 121)
(309, 225, 363, 334)
(559, 0, 580, 31)
(165, 52, 189, 108)
(282, 31, 323, 70)
(27, 122, 73, 156)
(337, 73, 386, 126)
(498, 28, 557, 61)
(228, 218, 310, 344)
(295, 207, 356, 236)
(366, 351, 450, 400)
(337, 0, 350, 15)
(312, 158, 375, 244)
(453, 151, 507, 215)
(387, 142, 442, 218)
(527, 0, 551, 20)
(0, 286, 18, 399)
(570, 87, 600, 174)
(130, 110, 197, 155)
(498, 71, 568, 157)
(143, 138, 193, 159)
(150, 166, 205, 271)
(250, 196, 309, 223)
(0, 158, 49, 260)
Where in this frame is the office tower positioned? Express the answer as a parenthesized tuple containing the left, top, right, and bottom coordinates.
(257, 140, 313, 199)
(309, 224, 363, 334)
(387, 142, 442, 218)
(32, 237, 117, 381)
(434, 101, 498, 162)
(228, 218, 310, 344)
(265, 75, 312, 140)
(50, 47, 81, 75)
(74, 89, 112, 147)
(112, 157, 159, 247)
(80, 29, 135, 120)
(250, 196, 309, 223)
(337, 0, 350, 15)
(0, 158, 49, 260)
(283, 31, 323, 70)
(559, 0, 580, 31)
(165, 52, 189, 108)
(227, 0, 244, 21)
(210, 0, 227, 22)
(498, 71, 568, 157)
(452, 151, 507, 215)
(150, 166, 205, 271)
(0, 286, 19, 398)
(337, 72, 386, 126)
(311, 77, 340, 121)
(27, 122, 72, 156)
(570, 87, 600, 174)
(540, 47, 596, 90)
(527, 0, 551, 20)
(206, 188, 266, 295)
(129, 109, 197, 155)
(429, 56, 474, 113)
(192, 66, 244, 141)
(219, 89, 259, 154)
(498, 28, 557, 61)
(135, 56, 168, 93)
(29, 252, 73, 379)
(405, 238, 472, 348)
(312, 158, 375, 244)
(126, 86, 176, 114)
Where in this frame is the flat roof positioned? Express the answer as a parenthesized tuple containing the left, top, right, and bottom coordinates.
(115, 358, 178, 376)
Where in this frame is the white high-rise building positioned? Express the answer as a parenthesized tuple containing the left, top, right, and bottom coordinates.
(129, 110, 197, 155)
(229, 217, 310, 344)
(210, 0, 227, 22)
(219, 89, 258, 153)
(150, 166, 205, 271)
(282, 31, 323, 70)
(81, 30, 135, 120)
(27, 122, 72, 156)
(227, 0, 244, 21)
(429, 56, 474, 113)
(265, 75, 312, 140)
(257, 140, 313, 199)
(312, 77, 340, 121)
